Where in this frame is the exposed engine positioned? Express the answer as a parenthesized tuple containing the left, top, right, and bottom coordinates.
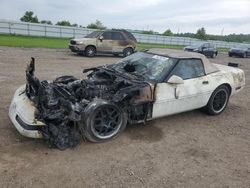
(26, 58, 153, 150)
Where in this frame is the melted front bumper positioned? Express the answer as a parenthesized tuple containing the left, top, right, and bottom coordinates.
(9, 85, 45, 138)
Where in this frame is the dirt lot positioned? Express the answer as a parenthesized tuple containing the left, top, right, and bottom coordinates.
(0, 47, 249, 188)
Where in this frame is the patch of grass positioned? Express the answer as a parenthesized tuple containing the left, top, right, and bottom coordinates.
(137, 42, 184, 51)
(0, 34, 69, 48)
(0, 34, 186, 50)
(217, 48, 229, 52)
(0, 34, 230, 53)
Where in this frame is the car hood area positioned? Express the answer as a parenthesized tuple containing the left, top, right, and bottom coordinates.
(229, 48, 246, 52)
(184, 46, 199, 50)
(25, 58, 153, 149)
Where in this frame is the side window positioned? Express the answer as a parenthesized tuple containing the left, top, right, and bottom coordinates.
(111, 32, 125, 40)
(171, 59, 205, 80)
(203, 43, 209, 48)
(102, 32, 112, 40)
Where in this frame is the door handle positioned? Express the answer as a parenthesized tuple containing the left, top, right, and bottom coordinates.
(202, 81, 209, 84)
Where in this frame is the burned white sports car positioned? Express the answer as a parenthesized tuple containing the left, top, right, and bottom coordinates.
(9, 49, 245, 149)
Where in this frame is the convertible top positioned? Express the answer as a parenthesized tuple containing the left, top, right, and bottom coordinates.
(147, 48, 219, 74)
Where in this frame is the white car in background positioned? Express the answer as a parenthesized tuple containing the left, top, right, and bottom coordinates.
(9, 49, 245, 149)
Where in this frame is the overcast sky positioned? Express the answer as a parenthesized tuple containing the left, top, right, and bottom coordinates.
(0, 0, 249, 35)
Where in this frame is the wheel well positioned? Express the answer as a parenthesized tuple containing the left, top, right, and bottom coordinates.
(85, 45, 96, 51)
(221, 83, 232, 95)
(124, 47, 133, 53)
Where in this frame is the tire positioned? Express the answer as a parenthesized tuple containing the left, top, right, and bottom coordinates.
(85, 46, 96, 57)
(113, 54, 120, 57)
(211, 52, 216, 58)
(229, 53, 232, 57)
(82, 100, 127, 142)
(123, 48, 133, 57)
(204, 85, 230, 115)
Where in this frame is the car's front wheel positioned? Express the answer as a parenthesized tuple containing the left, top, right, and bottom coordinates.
(82, 101, 127, 142)
(85, 46, 96, 57)
(204, 85, 230, 115)
(211, 52, 217, 58)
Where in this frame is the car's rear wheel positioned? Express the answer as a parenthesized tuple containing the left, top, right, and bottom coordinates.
(85, 46, 96, 57)
(123, 48, 133, 57)
(83, 101, 127, 142)
(204, 85, 230, 115)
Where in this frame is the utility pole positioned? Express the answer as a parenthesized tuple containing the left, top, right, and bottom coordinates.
(221, 27, 224, 36)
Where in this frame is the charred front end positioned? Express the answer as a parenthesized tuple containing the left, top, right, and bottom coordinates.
(25, 58, 153, 149)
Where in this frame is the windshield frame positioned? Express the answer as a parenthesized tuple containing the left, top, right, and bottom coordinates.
(109, 52, 178, 83)
(84, 31, 103, 38)
(190, 42, 206, 48)
(237, 45, 249, 50)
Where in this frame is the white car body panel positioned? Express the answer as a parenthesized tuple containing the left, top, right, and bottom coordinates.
(152, 63, 245, 118)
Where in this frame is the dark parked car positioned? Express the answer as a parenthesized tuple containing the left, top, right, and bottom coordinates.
(228, 45, 250, 58)
(69, 29, 137, 57)
(184, 42, 218, 58)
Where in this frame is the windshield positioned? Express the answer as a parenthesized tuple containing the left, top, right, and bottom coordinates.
(191, 42, 204, 48)
(237, 45, 249, 49)
(109, 52, 176, 82)
(85, 31, 102, 38)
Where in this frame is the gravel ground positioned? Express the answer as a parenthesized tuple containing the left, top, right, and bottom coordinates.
(0, 47, 249, 188)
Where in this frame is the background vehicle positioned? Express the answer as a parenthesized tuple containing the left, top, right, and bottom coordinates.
(228, 45, 250, 58)
(9, 50, 245, 149)
(69, 29, 137, 57)
(184, 42, 218, 58)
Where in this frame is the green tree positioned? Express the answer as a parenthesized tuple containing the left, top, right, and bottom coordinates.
(56, 21, 71, 26)
(71, 23, 78, 27)
(142, 30, 155, 34)
(20, 11, 39, 23)
(87, 20, 106, 30)
(40, 20, 53, 25)
(163, 29, 173, 36)
(196, 27, 207, 40)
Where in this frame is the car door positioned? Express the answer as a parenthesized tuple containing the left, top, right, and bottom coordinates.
(111, 32, 127, 53)
(247, 48, 250, 56)
(152, 59, 212, 119)
(97, 31, 113, 52)
(202, 43, 211, 56)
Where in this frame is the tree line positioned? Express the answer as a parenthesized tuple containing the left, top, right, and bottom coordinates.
(20, 11, 250, 43)
(20, 11, 106, 29)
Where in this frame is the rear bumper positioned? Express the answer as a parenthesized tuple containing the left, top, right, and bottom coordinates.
(9, 85, 45, 138)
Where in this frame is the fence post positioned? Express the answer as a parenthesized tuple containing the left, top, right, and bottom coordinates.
(8, 22, 11, 34)
(27, 24, 30, 36)
(60, 27, 62, 37)
(45, 25, 47, 37)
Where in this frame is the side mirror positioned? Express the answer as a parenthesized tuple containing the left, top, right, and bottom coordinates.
(168, 75, 184, 84)
(99, 36, 103, 41)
